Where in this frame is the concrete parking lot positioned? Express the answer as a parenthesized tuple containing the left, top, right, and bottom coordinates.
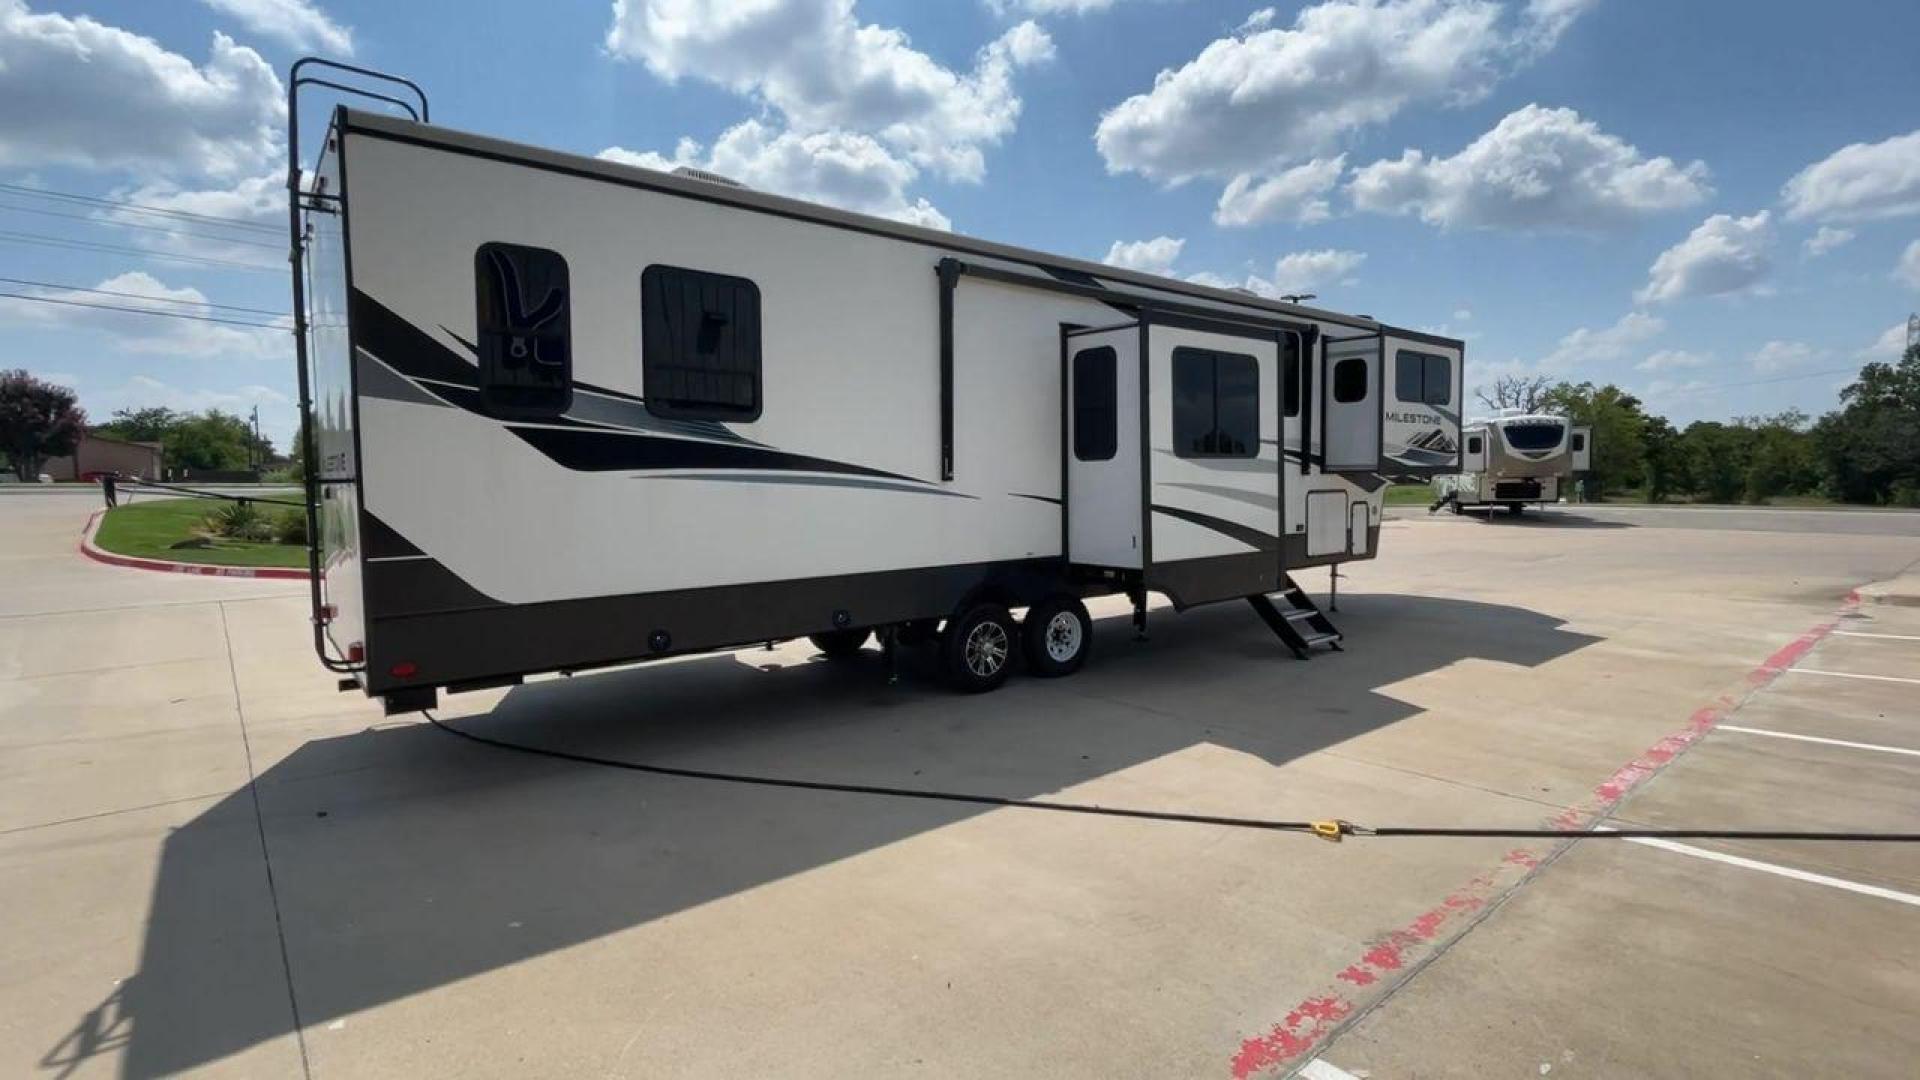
(3, 491, 1916, 1078)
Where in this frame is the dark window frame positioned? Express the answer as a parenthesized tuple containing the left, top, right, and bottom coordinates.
(1072, 345, 1118, 462)
(1394, 349, 1453, 407)
(475, 242, 573, 419)
(1171, 346, 1260, 459)
(1282, 332, 1302, 418)
(641, 263, 764, 422)
(1332, 356, 1370, 404)
(1570, 432, 1587, 452)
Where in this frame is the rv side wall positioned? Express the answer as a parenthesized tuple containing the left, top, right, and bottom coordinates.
(307, 139, 365, 666)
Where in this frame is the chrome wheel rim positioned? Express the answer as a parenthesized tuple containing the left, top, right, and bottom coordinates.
(1044, 611, 1082, 663)
(964, 621, 1009, 678)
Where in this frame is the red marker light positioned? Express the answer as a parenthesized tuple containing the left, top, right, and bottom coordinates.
(346, 642, 365, 663)
(390, 661, 419, 679)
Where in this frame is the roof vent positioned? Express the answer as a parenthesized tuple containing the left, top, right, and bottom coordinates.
(671, 166, 746, 189)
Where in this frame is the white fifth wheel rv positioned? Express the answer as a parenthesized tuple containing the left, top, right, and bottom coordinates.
(1430, 410, 1591, 516)
(286, 63, 1464, 712)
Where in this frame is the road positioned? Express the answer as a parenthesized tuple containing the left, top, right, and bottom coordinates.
(2, 489, 1916, 1078)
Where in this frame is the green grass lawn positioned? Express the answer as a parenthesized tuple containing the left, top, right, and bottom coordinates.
(93, 497, 308, 569)
(1384, 483, 1434, 506)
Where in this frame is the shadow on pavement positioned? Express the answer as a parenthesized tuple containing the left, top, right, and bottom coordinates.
(1432, 508, 1634, 529)
(60, 592, 1599, 1076)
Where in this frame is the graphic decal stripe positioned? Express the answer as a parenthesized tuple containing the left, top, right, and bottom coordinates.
(1150, 504, 1280, 552)
(646, 473, 978, 499)
(510, 425, 936, 485)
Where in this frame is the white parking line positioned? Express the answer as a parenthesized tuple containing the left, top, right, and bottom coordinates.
(1718, 724, 1920, 758)
(1784, 668, 1920, 685)
(1299, 1059, 1363, 1080)
(1621, 835, 1920, 908)
(1831, 630, 1920, 642)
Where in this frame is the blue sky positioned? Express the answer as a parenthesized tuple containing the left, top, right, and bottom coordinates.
(3, 0, 1919, 450)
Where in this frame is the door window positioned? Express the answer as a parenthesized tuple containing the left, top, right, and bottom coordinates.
(1332, 356, 1369, 403)
(1172, 347, 1259, 458)
(475, 242, 571, 417)
(1072, 346, 1117, 461)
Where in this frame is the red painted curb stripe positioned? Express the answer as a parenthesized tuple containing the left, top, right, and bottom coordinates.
(78, 509, 311, 580)
(1229, 597, 1854, 1079)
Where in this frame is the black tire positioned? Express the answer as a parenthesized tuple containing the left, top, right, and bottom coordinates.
(1507, 503, 1525, 516)
(1022, 594, 1092, 677)
(941, 602, 1016, 693)
(808, 628, 871, 659)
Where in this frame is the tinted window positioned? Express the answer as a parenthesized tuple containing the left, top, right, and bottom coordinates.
(641, 264, 762, 420)
(1332, 356, 1369, 404)
(1395, 349, 1451, 406)
(1282, 333, 1301, 418)
(1571, 432, 1586, 452)
(1467, 435, 1484, 455)
(1072, 346, 1117, 462)
(476, 243, 571, 417)
(1172, 347, 1258, 458)
(1503, 422, 1565, 451)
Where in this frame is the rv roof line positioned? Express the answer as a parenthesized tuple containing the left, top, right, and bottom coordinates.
(331, 107, 1465, 348)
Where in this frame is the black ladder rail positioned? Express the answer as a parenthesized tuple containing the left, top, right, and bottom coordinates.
(1248, 572, 1344, 659)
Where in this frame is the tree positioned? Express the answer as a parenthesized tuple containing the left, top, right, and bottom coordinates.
(1641, 415, 1684, 503)
(1476, 373, 1551, 414)
(1680, 421, 1746, 503)
(96, 406, 183, 443)
(1811, 342, 1920, 505)
(1735, 410, 1816, 504)
(0, 370, 87, 481)
(163, 410, 258, 472)
(1539, 381, 1647, 498)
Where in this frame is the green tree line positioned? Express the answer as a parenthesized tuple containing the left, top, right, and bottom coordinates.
(1536, 339, 1920, 506)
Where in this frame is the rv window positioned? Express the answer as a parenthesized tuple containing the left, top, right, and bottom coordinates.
(1467, 435, 1484, 455)
(1072, 346, 1117, 462)
(1332, 356, 1369, 403)
(1282, 334, 1301, 418)
(641, 264, 762, 420)
(1571, 432, 1586, 452)
(1394, 350, 1452, 406)
(475, 243, 572, 417)
(1172, 347, 1258, 458)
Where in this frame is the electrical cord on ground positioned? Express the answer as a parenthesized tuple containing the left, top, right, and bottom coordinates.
(425, 712, 1920, 844)
(116, 479, 306, 508)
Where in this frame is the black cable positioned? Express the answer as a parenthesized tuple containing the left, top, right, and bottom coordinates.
(0, 200, 283, 250)
(0, 230, 281, 272)
(0, 275, 288, 317)
(0, 180, 281, 235)
(116, 479, 305, 508)
(0, 290, 287, 329)
(426, 713, 1920, 843)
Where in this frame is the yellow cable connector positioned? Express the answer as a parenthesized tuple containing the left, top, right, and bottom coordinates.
(1311, 820, 1346, 843)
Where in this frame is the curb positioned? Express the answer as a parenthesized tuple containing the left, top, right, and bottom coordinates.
(79, 509, 312, 580)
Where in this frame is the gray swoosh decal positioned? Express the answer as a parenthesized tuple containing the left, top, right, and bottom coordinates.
(1162, 481, 1278, 511)
(641, 473, 978, 499)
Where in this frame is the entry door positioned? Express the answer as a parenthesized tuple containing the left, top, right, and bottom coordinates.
(1066, 325, 1142, 569)
(1570, 426, 1593, 472)
(1322, 333, 1382, 473)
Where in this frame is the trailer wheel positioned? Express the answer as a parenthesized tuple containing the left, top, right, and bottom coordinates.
(1507, 503, 1525, 516)
(808, 628, 871, 659)
(942, 603, 1016, 693)
(1022, 594, 1091, 677)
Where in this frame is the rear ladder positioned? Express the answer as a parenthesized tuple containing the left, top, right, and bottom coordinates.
(1247, 574, 1344, 659)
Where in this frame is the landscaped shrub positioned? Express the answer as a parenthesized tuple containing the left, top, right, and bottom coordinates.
(204, 501, 275, 542)
(273, 508, 309, 545)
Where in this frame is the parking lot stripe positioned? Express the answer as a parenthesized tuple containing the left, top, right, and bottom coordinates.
(1298, 1059, 1363, 1080)
(1784, 668, 1920, 685)
(1619, 835, 1920, 908)
(1830, 630, 1920, 642)
(1717, 724, 1920, 758)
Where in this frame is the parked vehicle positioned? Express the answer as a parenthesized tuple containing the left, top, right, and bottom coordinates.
(286, 62, 1464, 713)
(1430, 410, 1591, 516)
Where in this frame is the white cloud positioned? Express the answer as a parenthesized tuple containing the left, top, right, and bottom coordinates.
(200, 0, 353, 55)
(0, 271, 286, 360)
(1238, 7, 1278, 33)
(1102, 235, 1184, 275)
(1348, 104, 1710, 231)
(605, 0, 1052, 183)
(0, 2, 283, 177)
(1214, 156, 1345, 227)
(599, 119, 951, 230)
(1270, 248, 1365, 293)
(1094, 0, 1592, 184)
(1802, 225, 1853, 257)
(98, 172, 286, 262)
(1896, 239, 1920, 290)
(986, 0, 1133, 13)
(1538, 309, 1664, 371)
(1190, 248, 1367, 299)
(1857, 321, 1909, 360)
(1637, 211, 1773, 304)
(1452, 308, 1472, 321)
(1781, 129, 1920, 222)
(1636, 348, 1709, 372)
(1747, 340, 1820, 374)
